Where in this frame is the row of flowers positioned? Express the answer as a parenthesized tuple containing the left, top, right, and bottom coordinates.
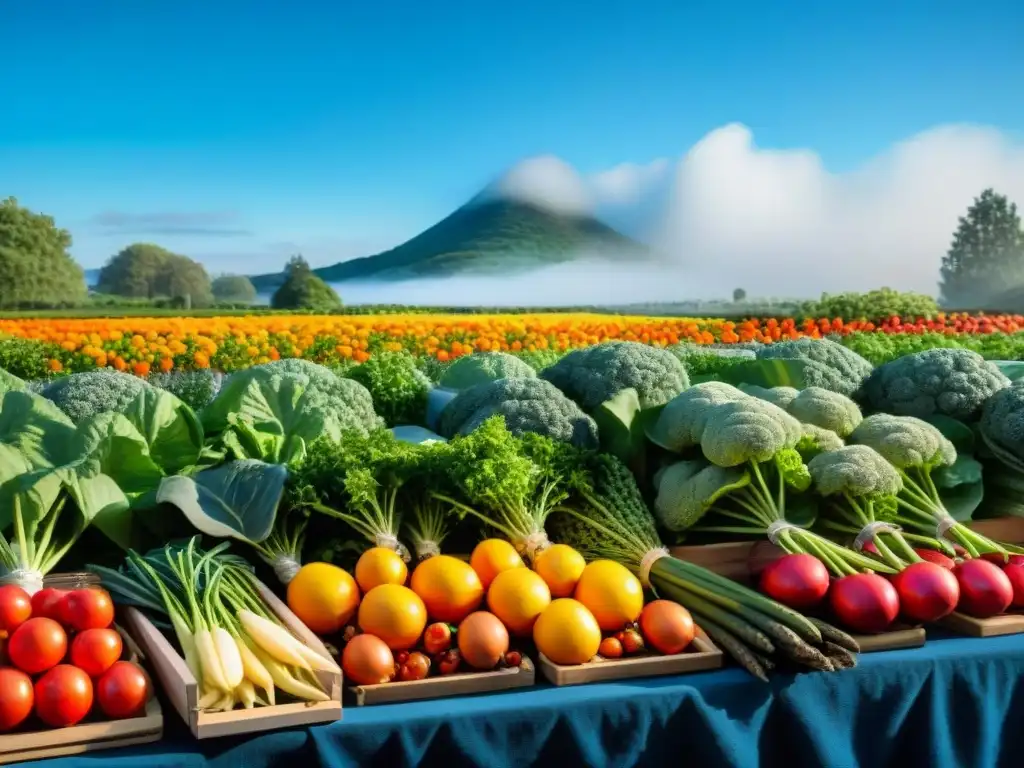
(0, 312, 1022, 376)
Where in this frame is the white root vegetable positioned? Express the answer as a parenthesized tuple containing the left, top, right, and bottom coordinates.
(238, 610, 311, 670)
(236, 635, 275, 703)
(214, 627, 244, 689)
(293, 641, 341, 674)
(249, 643, 330, 703)
(195, 629, 230, 692)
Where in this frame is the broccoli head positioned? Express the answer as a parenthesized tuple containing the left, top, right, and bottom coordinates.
(647, 381, 745, 451)
(786, 387, 863, 438)
(439, 352, 537, 390)
(980, 382, 1024, 471)
(540, 341, 689, 410)
(41, 370, 151, 424)
(863, 348, 1009, 421)
(755, 338, 873, 397)
(653, 459, 751, 531)
(796, 423, 845, 460)
(740, 384, 799, 410)
(807, 445, 903, 498)
(149, 369, 224, 411)
(848, 413, 955, 470)
(437, 377, 599, 449)
(700, 397, 804, 467)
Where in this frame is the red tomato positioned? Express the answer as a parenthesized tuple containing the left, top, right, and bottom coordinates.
(60, 589, 115, 632)
(34, 665, 94, 727)
(31, 589, 67, 621)
(0, 668, 34, 732)
(8, 617, 68, 675)
(0, 585, 32, 633)
(71, 628, 123, 677)
(96, 662, 149, 720)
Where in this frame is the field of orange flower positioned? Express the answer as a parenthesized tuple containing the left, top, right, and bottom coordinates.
(2, 312, 1024, 378)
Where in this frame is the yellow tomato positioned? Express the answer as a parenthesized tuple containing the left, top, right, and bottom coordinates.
(487, 568, 551, 635)
(410, 555, 484, 624)
(357, 584, 427, 651)
(355, 547, 409, 593)
(469, 539, 524, 590)
(286, 562, 360, 635)
(533, 599, 601, 666)
(533, 544, 586, 598)
(573, 560, 644, 632)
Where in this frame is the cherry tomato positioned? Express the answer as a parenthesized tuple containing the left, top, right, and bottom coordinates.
(31, 589, 67, 621)
(435, 648, 461, 675)
(599, 636, 624, 658)
(8, 617, 68, 675)
(35, 665, 94, 727)
(503, 650, 523, 668)
(399, 651, 431, 681)
(71, 628, 123, 677)
(60, 589, 115, 632)
(0, 668, 34, 732)
(97, 662, 150, 719)
(619, 628, 645, 654)
(0, 585, 32, 633)
(423, 623, 452, 654)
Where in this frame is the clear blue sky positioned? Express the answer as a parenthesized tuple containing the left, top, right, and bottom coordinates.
(2, 0, 1022, 273)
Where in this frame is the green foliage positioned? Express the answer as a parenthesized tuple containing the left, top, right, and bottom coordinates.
(270, 256, 342, 311)
(541, 340, 689, 410)
(0, 197, 87, 309)
(438, 352, 537, 390)
(346, 351, 432, 426)
(799, 288, 939, 322)
(863, 348, 1010, 420)
(211, 274, 257, 304)
(97, 243, 214, 307)
(438, 377, 599, 449)
(940, 189, 1024, 308)
(0, 338, 58, 381)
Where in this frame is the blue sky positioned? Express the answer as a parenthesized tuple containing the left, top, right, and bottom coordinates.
(2, 0, 1023, 276)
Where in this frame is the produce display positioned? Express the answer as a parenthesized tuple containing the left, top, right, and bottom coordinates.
(7, 322, 1024, 751)
(0, 583, 150, 733)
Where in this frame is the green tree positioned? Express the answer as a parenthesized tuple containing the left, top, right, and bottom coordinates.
(271, 255, 342, 311)
(97, 243, 213, 307)
(211, 274, 258, 304)
(939, 189, 1024, 308)
(733, 287, 747, 302)
(0, 197, 87, 309)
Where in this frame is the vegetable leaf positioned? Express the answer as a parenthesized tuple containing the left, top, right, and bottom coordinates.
(121, 387, 205, 474)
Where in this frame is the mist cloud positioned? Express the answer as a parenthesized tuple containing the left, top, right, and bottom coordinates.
(479, 123, 1024, 300)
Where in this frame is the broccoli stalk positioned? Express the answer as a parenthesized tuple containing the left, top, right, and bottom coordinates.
(430, 416, 573, 563)
(807, 445, 943, 571)
(849, 414, 1006, 558)
(652, 390, 895, 576)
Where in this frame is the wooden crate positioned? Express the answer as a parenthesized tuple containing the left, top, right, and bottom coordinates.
(969, 517, 1024, 544)
(538, 628, 722, 686)
(940, 611, 1024, 637)
(669, 540, 783, 580)
(349, 656, 536, 706)
(852, 625, 926, 652)
(124, 581, 342, 739)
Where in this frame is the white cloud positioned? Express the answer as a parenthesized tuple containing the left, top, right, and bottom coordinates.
(490, 123, 1024, 299)
(484, 155, 594, 215)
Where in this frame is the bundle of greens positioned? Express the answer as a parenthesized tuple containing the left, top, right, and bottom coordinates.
(648, 383, 892, 577)
(549, 453, 858, 680)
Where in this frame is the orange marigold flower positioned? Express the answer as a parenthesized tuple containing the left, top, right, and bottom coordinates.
(133, 361, 151, 376)
(48, 358, 63, 373)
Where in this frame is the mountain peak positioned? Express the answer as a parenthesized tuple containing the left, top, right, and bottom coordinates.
(472, 155, 595, 216)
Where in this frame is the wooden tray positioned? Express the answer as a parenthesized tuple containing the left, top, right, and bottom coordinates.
(669, 541, 783, 580)
(969, 517, 1024, 544)
(940, 610, 1024, 637)
(349, 656, 535, 706)
(538, 628, 722, 686)
(0, 697, 162, 765)
(852, 625, 926, 652)
(124, 580, 342, 739)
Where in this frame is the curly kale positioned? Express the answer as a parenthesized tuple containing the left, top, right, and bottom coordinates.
(540, 341, 689, 410)
(438, 377, 599, 449)
(346, 351, 432, 427)
(787, 387, 863, 438)
(439, 352, 537, 390)
(41, 370, 151, 424)
(756, 338, 873, 397)
(863, 348, 1009, 421)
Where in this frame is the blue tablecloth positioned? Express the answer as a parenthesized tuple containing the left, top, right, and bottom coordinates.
(27, 631, 1024, 768)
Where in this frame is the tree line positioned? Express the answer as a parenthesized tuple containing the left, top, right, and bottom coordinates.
(1, 191, 1022, 312)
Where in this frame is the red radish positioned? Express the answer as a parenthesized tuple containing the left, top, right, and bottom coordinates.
(759, 554, 830, 610)
(1002, 564, 1024, 608)
(892, 562, 960, 623)
(914, 549, 956, 570)
(860, 541, 879, 555)
(829, 573, 899, 633)
(980, 552, 1024, 567)
(953, 559, 1013, 618)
